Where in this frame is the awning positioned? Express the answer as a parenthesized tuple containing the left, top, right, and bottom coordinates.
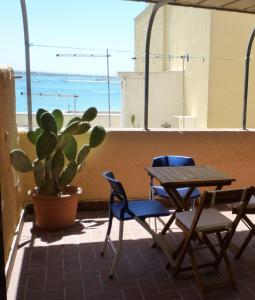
(129, 0, 255, 14)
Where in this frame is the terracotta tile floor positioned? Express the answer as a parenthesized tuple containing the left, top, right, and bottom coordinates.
(7, 209, 255, 300)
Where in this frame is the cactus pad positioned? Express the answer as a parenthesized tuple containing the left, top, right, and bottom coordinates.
(67, 116, 81, 126)
(63, 135, 77, 161)
(77, 144, 91, 166)
(82, 107, 97, 122)
(10, 149, 33, 172)
(59, 161, 77, 188)
(61, 121, 80, 136)
(89, 126, 106, 148)
(51, 150, 65, 177)
(40, 112, 58, 134)
(36, 132, 58, 160)
(36, 108, 47, 128)
(33, 159, 44, 187)
(52, 109, 64, 131)
(56, 134, 68, 151)
(74, 122, 91, 135)
(27, 128, 42, 145)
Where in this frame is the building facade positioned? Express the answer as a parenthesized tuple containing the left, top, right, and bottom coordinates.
(120, 4, 255, 128)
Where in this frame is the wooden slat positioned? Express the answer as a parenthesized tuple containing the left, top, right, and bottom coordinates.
(128, 0, 255, 14)
(223, 0, 255, 9)
(247, 6, 255, 12)
(177, 0, 203, 4)
(196, 0, 241, 8)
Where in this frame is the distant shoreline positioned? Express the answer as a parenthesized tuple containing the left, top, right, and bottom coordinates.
(15, 71, 121, 113)
(14, 70, 119, 79)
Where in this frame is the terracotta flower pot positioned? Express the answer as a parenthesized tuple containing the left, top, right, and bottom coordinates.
(29, 186, 82, 230)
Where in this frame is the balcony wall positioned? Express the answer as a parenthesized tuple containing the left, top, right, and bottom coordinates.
(18, 128, 255, 204)
(0, 68, 21, 261)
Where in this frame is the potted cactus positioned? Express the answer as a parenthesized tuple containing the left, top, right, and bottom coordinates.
(10, 107, 106, 230)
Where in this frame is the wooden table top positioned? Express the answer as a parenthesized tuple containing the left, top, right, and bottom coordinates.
(146, 165, 236, 188)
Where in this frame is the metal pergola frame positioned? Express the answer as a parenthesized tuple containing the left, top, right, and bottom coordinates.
(20, 0, 32, 130)
(243, 28, 255, 130)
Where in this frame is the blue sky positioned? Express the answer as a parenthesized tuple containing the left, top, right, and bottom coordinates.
(0, 0, 147, 75)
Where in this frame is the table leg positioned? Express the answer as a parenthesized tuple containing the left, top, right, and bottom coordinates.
(215, 184, 224, 190)
(152, 187, 195, 260)
(151, 187, 183, 251)
(161, 213, 176, 235)
(161, 186, 195, 235)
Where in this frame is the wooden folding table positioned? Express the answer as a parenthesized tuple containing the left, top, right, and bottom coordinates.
(146, 165, 236, 265)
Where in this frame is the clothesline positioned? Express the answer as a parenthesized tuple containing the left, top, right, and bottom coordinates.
(133, 53, 255, 62)
(28, 43, 255, 63)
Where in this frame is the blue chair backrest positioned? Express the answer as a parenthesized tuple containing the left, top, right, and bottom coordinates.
(152, 155, 195, 167)
(102, 171, 128, 207)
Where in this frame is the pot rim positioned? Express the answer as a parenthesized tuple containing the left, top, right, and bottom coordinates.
(28, 186, 83, 198)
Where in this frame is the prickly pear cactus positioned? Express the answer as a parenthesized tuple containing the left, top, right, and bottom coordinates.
(10, 107, 106, 196)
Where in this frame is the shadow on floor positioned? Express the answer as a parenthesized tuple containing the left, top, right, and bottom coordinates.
(8, 212, 255, 300)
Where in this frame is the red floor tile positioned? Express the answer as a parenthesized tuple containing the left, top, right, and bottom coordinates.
(7, 210, 255, 300)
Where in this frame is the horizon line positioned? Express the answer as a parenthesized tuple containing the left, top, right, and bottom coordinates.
(14, 70, 119, 77)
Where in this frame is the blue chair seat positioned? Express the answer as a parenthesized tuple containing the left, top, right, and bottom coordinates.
(153, 186, 200, 200)
(111, 200, 170, 221)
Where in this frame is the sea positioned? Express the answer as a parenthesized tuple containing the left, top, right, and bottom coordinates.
(15, 72, 121, 113)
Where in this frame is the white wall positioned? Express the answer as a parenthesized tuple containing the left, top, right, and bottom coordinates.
(118, 71, 183, 128)
(134, 5, 210, 128)
(167, 6, 211, 128)
(208, 11, 255, 128)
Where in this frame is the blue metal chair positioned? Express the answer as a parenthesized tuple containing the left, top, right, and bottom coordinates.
(101, 171, 171, 278)
(151, 155, 201, 209)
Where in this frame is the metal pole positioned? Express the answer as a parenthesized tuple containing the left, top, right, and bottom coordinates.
(73, 96, 76, 116)
(144, 0, 169, 130)
(242, 28, 255, 130)
(20, 0, 33, 130)
(106, 49, 111, 127)
(182, 55, 185, 129)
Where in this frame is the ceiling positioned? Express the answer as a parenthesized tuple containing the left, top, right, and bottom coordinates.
(128, 0, 255, 14)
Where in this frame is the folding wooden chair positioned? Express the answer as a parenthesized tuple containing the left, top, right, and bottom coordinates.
(232, 194, 255, 259)
(173, 187, 254, 298)
(101, 171, 173, 278)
